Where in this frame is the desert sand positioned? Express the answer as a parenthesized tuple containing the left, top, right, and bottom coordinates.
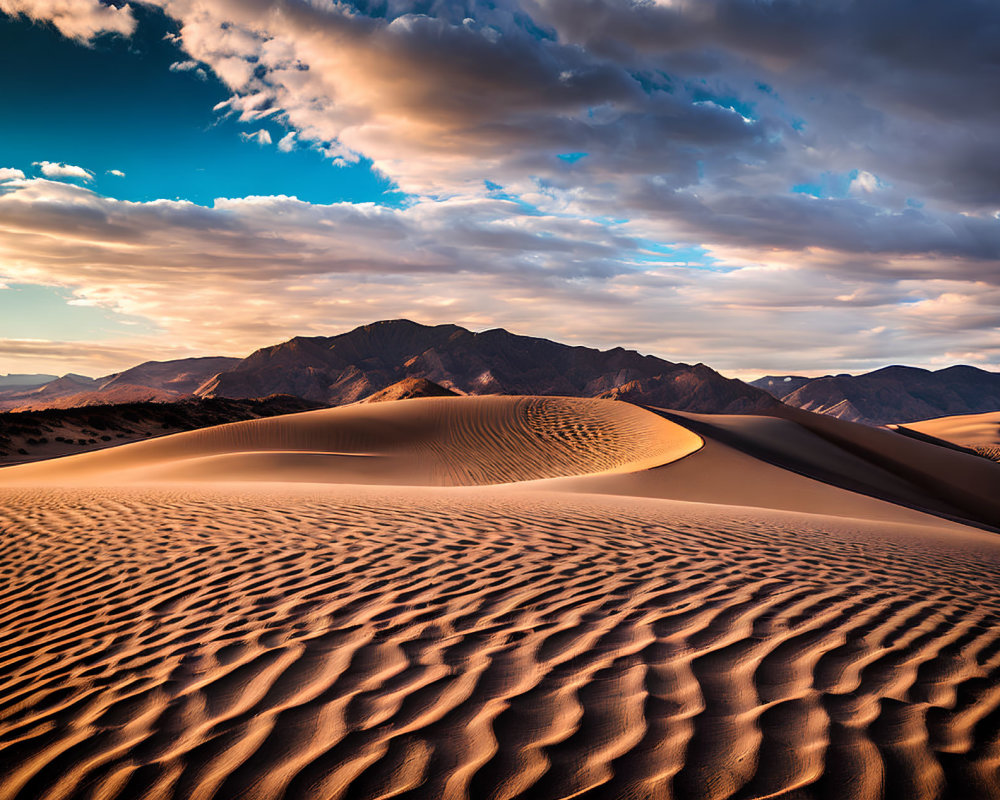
(2, 396, 999, 799)
(901, 411, 1000, 462)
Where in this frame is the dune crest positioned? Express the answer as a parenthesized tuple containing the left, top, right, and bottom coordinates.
(0, 396, 702, 487)
(900, 411, 1000, 462)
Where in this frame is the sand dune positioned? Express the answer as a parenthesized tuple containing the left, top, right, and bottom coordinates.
(769, 404, 1000, 529)
(901, 411, 1000, 462)
(0, 396, 702, 487)
(2, 396, 1000, 799)
(527, 408, 1000, 530)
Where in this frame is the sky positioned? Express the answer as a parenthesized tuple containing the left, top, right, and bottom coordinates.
(0, 0, 998, 380)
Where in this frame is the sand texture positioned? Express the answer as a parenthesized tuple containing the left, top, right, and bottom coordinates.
(0, 397, 703, 487)
(901, 412, 1000, 462)
(2, 396, 1000, 799)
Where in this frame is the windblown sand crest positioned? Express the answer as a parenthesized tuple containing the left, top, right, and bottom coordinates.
(0, 396, 702, 487)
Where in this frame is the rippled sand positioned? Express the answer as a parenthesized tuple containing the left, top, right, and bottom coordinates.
(2, 397, 999, 799)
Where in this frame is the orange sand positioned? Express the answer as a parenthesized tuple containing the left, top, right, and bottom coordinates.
(1, 396, 999, 799)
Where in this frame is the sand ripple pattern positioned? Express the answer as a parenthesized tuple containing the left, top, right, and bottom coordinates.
(1, 487, 999, 800)
(0, 397, 702, 487)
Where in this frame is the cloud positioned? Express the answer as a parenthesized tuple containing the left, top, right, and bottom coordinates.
(0, 0, 135, 41)
(0, 337, 188, 377)
(240, 129, 272, 146)
(3, 0, 999, 376)
(108, 169, 125, 178)
(169, 59, 208, 80)
(107, 0, 996, 210)
(0, 168, 25, 182)
(0, 178, 998, 377)
(14, 1, 1000, 219)
(849, 171, 883, 195)
(33, 161, 94, 181)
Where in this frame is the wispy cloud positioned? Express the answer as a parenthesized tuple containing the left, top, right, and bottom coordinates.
(108, 169, 125, 178)
(0, 337, 188, 377)
(168, 59, 207, 80)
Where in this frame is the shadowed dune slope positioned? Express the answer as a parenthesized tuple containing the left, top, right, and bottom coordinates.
(0, 396, 702, 487)
(1, 486, 999, 800)
(528, 430, 956, 526)
(765, 405, 1000, 529)
(528, 409, 1000, 529)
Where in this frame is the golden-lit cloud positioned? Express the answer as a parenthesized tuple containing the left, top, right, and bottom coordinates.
(1, 0, 998, 376)
(2, 178, 998, 377)
(0, 0, 135, 40)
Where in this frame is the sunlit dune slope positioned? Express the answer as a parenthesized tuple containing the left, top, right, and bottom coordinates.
(900, 410, 1000, 453)
(0, 396, 702, 486)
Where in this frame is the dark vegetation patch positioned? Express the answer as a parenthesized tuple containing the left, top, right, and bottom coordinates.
(0, 395, 327, 466)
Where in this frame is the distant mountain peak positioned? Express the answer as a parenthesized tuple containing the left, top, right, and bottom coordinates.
(195, 320, 773, 414)
(359, 377, 459, 404)
(779, 364, 1000, 425)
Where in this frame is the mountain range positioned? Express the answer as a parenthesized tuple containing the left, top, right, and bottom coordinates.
(2, 321, 998, 425)
(0, 358, 240, 411)
(0, 321, 776, 415)
(751, 365, 1000, 425)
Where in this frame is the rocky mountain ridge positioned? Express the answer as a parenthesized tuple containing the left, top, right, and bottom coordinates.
(193, 320, 776, 414)
(759, 365, 1000, 425)
(6, 322, 998, 424)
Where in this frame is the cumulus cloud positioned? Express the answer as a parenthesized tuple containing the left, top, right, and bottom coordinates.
(103, 0, 994, 209)
(0, 0, 134, 41)
(13, 1, 1000, 220)
(277, 131, 296, 153)
(240, 129, 272, 146)
(108, 169, 125, 178)
(849, 171, 883, 195)
(0, 168, 25, 182)
(33, 161, 94, 181)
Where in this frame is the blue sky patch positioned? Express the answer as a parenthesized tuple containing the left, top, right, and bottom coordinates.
(0, 8, 403, 207)
(0, 284, 160, 342)
(628, 241, 726, 271)
(792, 170, 861, 199)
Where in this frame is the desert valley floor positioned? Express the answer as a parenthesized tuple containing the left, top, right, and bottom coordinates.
(1, 396, 999, 800)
